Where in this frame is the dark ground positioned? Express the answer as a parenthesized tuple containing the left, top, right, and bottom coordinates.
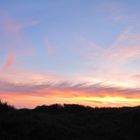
(0, 101, 140, 140)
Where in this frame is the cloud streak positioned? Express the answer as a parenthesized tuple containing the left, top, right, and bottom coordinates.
(2, 53, 16, 70)
(0, 80, 140, 97)
(0, 80, 140, 108)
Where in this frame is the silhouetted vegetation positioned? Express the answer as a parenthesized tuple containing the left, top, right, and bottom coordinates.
(0, 100, 15, 112)
(0, 101, 140, 140)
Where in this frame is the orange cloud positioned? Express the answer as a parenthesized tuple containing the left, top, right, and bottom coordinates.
(0, 81, 140, 108)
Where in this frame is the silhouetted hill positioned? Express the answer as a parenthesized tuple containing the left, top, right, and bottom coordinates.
(0, 101, 140, 140)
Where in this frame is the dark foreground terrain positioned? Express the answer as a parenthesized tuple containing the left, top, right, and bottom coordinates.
(0, 101, 140, 140)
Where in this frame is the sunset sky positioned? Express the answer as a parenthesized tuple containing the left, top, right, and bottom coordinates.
(0, 0, 140, 108)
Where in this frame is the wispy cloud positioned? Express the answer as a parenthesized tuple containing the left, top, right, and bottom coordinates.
(2, 81, 140, 98)
(107, 28, 140, 62)
(2, 53, 16, 70)
(77, 28, 140, 87)
(98, 1, 130, 22)
(0, 80, 140, 108)
(0, 12, 39, 56)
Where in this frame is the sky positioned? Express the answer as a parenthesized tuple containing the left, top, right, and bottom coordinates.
(0, 0, 140, 108)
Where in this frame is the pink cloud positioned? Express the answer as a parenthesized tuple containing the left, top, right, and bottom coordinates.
(76, 28, 140, 88)
(0, 13, 39, 56)
(2, 53, 16, 70)
(83, 28, 140, 64)
(2, 15, 39, 34)
(107, 28, 140, 62)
